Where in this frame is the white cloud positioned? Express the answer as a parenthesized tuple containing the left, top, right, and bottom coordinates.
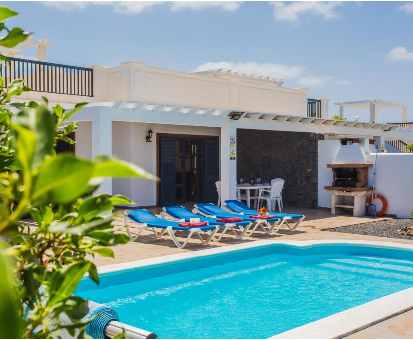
(387, 46, 413, 61)
(170, 1, 241, 12)
(270, 1, 342, 23)
(43, 1, 241, 13)
(297, 76, 350, 87)
(193, 61, 305, 80)
(398, 2, 413, 14)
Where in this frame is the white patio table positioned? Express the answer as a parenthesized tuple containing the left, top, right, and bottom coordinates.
(236, 184, 272, 209)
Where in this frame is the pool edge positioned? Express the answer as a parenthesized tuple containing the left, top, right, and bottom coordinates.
(96, 239, 413, 339)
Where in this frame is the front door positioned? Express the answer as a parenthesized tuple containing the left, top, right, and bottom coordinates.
(159, 136, 219, 206)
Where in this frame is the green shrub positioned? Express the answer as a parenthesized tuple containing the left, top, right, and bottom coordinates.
(0, 6, 155, 338)
(331, 115, 347, 120)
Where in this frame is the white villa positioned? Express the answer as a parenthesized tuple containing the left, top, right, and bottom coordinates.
(6, 39, 413, 218)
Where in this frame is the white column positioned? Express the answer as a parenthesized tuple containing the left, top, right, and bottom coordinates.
(369, 102, 376, 123)
(402, 107, 407, 122)
(339, 105, 345, 118)
(37, 46, 47, 62)
(220, 126, 237, 203)
(92, 106, 113, 195)
(320, 99, 330, 119)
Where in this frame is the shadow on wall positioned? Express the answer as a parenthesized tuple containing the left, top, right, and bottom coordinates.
(237, 129, 324, 209)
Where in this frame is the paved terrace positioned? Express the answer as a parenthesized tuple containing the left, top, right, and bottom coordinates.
(93, 206, 413, 339)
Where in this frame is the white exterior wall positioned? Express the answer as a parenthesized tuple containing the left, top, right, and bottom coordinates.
(112, 121, 220, 206)
(74, 121, 92, 160)
(318, 140, 413, 218)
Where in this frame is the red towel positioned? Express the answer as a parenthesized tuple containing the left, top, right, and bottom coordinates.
(249, 215, 275, 219)
(216, 218, 243, 223)
(179, 222, 208, 227)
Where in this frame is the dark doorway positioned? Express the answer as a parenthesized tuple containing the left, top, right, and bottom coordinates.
(159, 136, 219, 207)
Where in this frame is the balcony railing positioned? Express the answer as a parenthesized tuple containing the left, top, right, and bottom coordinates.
(307, 98, 321, 118)
(387, 122, 413, 128)
(0, 57, 93, 97)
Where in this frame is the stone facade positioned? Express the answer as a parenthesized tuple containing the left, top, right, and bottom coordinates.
(237, 129, 324, 209)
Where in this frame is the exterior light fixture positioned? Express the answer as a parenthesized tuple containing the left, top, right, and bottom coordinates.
(146, 128, 153, 142)
(231, 113, 242, 121)
(355, 116, 360, 122)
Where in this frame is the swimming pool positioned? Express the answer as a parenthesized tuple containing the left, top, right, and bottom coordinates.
(77, 242, 413, 339)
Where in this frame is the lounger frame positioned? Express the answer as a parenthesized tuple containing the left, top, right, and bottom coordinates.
(222, 202, 306, 232)
(160, 209, 254, 241)
(122, 215, 219, 249)
(192, 206, 281, 237)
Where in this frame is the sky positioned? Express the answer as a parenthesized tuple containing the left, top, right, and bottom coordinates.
(4, 1, 413, 122)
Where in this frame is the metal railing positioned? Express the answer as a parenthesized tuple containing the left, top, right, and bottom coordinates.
(0, 57, 93, 97)
(307, 98, 321, 118)
(386, 139, 413, 153)
(387, 122, 413, 128)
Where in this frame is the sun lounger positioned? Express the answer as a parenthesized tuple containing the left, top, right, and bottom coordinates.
(122, 209, 219, 249)
(161, 206, 253, 241)
(224, 200, 305, 231)
(193, 203, 281, 236)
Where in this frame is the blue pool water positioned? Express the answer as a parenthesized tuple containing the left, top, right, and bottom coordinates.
(77, 244, 413, 338)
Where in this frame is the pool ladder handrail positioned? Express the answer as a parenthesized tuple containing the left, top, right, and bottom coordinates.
(104, 321, 157, 339)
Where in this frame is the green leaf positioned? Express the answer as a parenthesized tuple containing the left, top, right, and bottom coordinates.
(32, 155, 94, 204)
(93, 157, 157, 181)
(49, 217, 113, 235)
(52, 104, 64, 117)
(41, 96, 49, 106)
(11, 106, 55, 168)
(65, 297, 89, 320)
(92, 247, 114, 258)
(48, 261, 91, 306)
(88, 231, 114, 245)
(0, 27, 30, 48)
(62, 102, 88, 121)
(0, 243, 23, 338)
(110, 195, 133, 205)
(10, 123, 36, 173)
(78, 195, 113, 221)
(88, 263, 99, 285)
(0, 7, 18, 22)
(114, 233, 130, 244)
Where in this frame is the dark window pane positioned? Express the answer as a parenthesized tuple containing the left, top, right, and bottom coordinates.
(175, 155, 183, 169)
(176, 186, 183, 200)
(175, 171, 182, 185)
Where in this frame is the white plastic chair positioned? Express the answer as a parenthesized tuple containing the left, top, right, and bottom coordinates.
(217, 181, 244, 207)
(271, 178, 285, 210)
(258, 181, 284, 212)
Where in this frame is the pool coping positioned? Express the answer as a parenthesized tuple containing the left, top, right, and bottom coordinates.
(97, 239, 413, 339)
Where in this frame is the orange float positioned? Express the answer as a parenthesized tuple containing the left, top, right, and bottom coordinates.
(366, 194, 388, 216)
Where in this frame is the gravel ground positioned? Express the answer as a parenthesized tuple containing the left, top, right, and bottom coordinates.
(327, 219, 413, 240)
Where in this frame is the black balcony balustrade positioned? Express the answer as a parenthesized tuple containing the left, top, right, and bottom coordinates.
(0, 57, 93, 97)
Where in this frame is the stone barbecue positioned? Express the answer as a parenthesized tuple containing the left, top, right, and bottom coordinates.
(324, 138, 373, 216)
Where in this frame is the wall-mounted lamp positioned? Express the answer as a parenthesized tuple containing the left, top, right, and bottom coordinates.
(146, 128, 153, 142)
(231, 113, 242, 121)
(355, 116, 360, 122)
